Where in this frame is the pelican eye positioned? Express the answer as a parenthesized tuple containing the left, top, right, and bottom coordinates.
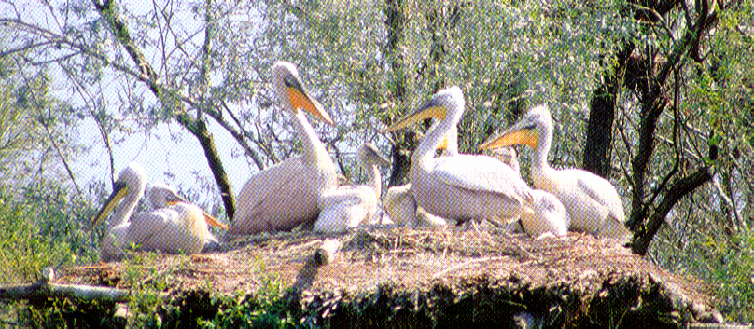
(283, 74, 302, 90)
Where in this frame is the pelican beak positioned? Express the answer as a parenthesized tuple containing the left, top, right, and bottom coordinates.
(283, 74, 334, 126)
(363, 143, 391, 167)
(91, 181, 129, 229)
(479, 123, 539, 151)
(202, 212, 228, 230)
(376, 153, 391, 167)
(166, 197, 228, 230)
(437, 135, 450, 151)
(385, 99, 447, 132)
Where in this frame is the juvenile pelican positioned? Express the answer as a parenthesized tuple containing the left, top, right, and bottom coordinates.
(90, 163, 226, 261)
(485, 146, 520, 175)
(230, 62, 338, 236)
(383, 183, 448, 228)
(315, 143, 390, 233)
(520, 189, 569, 239)
(480, 104, 631, 240)
(146, 183, 227, 252)
(385, 86, 532, 226)
(383, 127, 456, 228)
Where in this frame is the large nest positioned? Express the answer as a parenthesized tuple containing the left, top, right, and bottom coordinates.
(54, 228, 720, 326)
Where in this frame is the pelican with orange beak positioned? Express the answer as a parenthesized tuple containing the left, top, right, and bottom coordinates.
(480, 104, 631, 241)
(384, 86, 532, 226)
(229, 62, 338, 236)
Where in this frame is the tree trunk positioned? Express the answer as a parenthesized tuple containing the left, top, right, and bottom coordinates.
(384, 0, 411, 187)
(582, 44, 633, 178)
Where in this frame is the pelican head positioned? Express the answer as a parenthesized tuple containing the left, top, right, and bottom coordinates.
(356, 143, 390, 169)
(271, 61, 334, 125)
(161, 191, 229, 230)
(91, 162, 147, 229)
(146, 183, 178, 210)
(525, 190, 570, 226)
(479, 104, 552, 151)
(485, 146, 520, 174)
(386, 86, 465, 132)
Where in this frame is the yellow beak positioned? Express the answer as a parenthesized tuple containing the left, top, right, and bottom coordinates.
(91, 181, 129, 229)
(202, 212, 228, 230)
(284, 74, 334, 126)
(479, 129, 539, 151)
(385, 100, 448, 132)
(437, 135, 450, 151)
(166, 198, 228, 230)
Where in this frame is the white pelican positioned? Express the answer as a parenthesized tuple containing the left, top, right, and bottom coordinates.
(229, 62, 338, 236)
(90, 163, 226, 261)
(146, 183, 227, 252)
(520, 189, 569, 239)
(480, 104, 631, 240)
(479, 144, 568, 238)
(383, 128, 456, 228)
(383, 183, 448, 228)
(485, 146, 520, 175)
(315, 143, 390, 233)
(385, 86, 532, 226)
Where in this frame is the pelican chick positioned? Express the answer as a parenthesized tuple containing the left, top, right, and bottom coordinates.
(383, 183, 448, 228)
(90, 163, 226, 261)
(385, 86, 533, 226)
(480, 104, 631, 241)
(146, 183, 227, 252)
(315, 143, 390, 233)
(520, 189, 569, 239)
(382, 128, 455, 228)
(230, 62, 338, 236)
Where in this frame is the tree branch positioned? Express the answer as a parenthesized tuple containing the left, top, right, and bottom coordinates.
(0, 281, 165, 303)
(92, 0, 236, 219)
(631, 165, 713, 255)
(628, 4, 717, 230)
(39, 117, 83, 199)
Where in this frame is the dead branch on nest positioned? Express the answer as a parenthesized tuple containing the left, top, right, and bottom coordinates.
(0, 281, 167, 303)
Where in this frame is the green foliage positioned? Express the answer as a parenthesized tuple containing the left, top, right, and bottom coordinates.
(706, 228, 754, 323)
(202, 255, 295, 327)
(0, 182, 103, 326)
(117, 251, 180, 327)
(651, 224, 754, 324)
(0, 183, 95, 283)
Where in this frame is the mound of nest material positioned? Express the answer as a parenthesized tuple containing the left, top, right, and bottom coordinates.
(47, 228, 722, 326)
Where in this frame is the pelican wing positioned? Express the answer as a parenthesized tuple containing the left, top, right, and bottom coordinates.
(575, 172, 625, 223)
(433, 155, 526, 198)
(128, 209, 176, 251)
(231, 157, 322, 235)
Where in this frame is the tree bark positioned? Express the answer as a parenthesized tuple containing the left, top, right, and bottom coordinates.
(582, 43, 633, 179)
(384, 0, 412, 187)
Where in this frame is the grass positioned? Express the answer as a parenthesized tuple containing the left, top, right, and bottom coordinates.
(202, 254, 296, 327)
(705, 228, 754, 323)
